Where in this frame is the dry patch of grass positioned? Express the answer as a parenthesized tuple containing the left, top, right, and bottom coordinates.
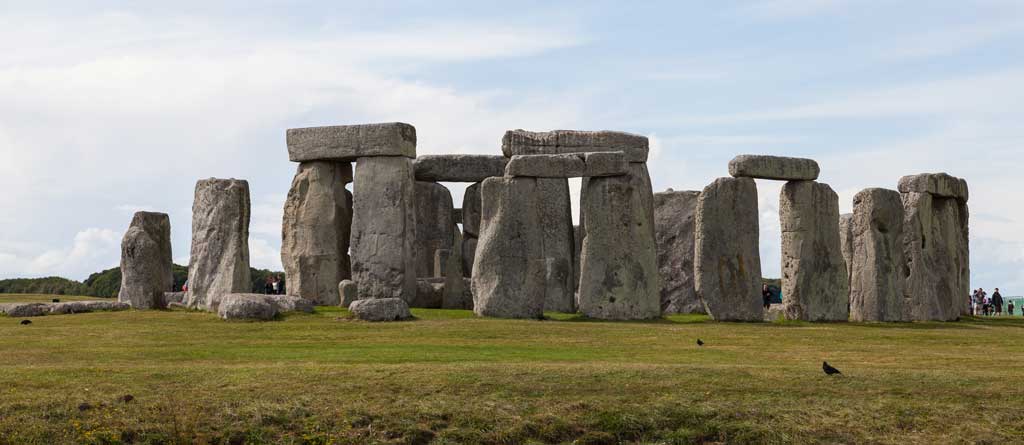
(1, 303, 1022, 444)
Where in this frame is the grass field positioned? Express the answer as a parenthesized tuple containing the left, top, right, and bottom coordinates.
(1, 295, 1023, 445)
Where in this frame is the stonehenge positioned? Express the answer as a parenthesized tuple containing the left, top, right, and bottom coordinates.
(218, 294, 314, 320)
(728, 155, 820, 181)
(287, 123, 416, 162)
(849, 188, 907, 322)
(654, 190, 702, 314)
(185, 178, 252, 311)
(348, 298, 413, 322)
(118, 211, 173, 309)
(413, 154, 507, 183)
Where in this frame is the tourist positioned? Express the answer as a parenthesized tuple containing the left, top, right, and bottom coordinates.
(264, 276, 274, 295)
(977, 288, 987, 316)
(182, 279, 188, 293)
(271, 276, 281, 295)
(1008, 300, 1015, 316)
(762, 284, 772, 310)
(992, 288, 1003, 316)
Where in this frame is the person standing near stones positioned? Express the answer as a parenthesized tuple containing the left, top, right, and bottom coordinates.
(264, 276, 274, 295)
(1008, 299, 1015, 316)
(762, 284, 772, 310)
(271, 276, 281, 295)
(976, 288, 987, 316)
(992, 288, 1004, 316)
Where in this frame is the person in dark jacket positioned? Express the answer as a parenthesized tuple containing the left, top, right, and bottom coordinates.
(762, 284, 772, 310)
(992, 288, 1004, 316)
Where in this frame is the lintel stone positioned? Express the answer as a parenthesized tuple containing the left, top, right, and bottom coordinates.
(502, 129, 649, 162)
(728, 155, 820, 181)
(287, 122, 416, 162)
(505, 152, 628, 178)
(413, 155, 507, 182)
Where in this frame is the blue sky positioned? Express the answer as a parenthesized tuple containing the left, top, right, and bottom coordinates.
(1, 0, 1022, 293)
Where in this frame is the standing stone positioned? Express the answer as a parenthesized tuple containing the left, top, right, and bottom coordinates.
(186, 179, 252, 311)
(462, 182, 482, 238)
(849, 188, 906, 322)
(442, 227, 472, 309)
(654, 190, 703, 314)
(118, 212, 173, 309)
(694, 177, 762, 321)
(537, 178, 576, 313)
(902, 191, 969, 321)
(578, 169, 661, 320)
(573, 224, 582, 294)
(472, 177, 546, 319)
(957, 200, 970, 316)
(779, 181, 849, 321)
(461, 237, 478, 278)
(281, 161, 352, 306)
(839, 213, 854, 286)
(414, 182, 455, 278)
(350, 156, 418, 302)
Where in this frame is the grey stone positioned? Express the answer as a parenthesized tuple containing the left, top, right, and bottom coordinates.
(694, 177, 763, 321)
(898, 173, 968, 202)
(162, 292, 185, 307)
(537, 178, 576, 313)
(779, 181, 849, 321)
(452, 208, 463, 225)
(281, 161, 352, 306)
(185, 179, 252, 311)
(0, 303, 51, 317)
(217, 294, 314, 320)
(462, 182, 482, 238)
(118, 211, 173, 310)
(338, 280, 358, 308)
(505, 152, 628, 178)
(287, 122, 416, 162)
(728, 155, 820, 181)
(573, 224, 582, 294)
(442, 229, 471, 310)
(578, 164, 661, 320)
(471, 177, 547, 319)
(849, 188, 907, 322)
(348, 297, 412, 321)
(48, 301, 130, 315)
(839, 213, 854, 286)
(413, 279, 445, 308)
(502, 129, 649, 162)
(461, 236, 478, 277)
(413, 182, 454, 278)
(902, 192, 970, 321)
(413, 155, 507, 182)
(654, 190, 703, 314)
(350, 156, 418, 302)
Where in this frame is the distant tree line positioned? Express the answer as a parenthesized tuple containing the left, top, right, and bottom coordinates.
(0, 265, 285, 297)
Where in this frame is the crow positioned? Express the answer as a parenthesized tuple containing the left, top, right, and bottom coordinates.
(822, 361, 842, 375)
(78, 403, 93, 412)
(20, 320, 32, 325)
(52, 298, 60, 303)
(120, 394, 135, 404)
(696, 339, 704, 347)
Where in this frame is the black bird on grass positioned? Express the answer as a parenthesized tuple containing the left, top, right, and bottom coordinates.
(52, 298, 60, 303)
(120, 394, 135, 404)
(822, 361, 842, 375)
(20, 320, 32, 325)
(78, 403, 93, 412)
(696, 339, 704, 347)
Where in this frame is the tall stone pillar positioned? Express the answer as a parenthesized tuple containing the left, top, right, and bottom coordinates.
(654, 190, 702, 314)
(849, 188, 906, 322)
(119, 211, 173, 309)
(537, 178, 576, 313)
(186, 178, 252, 311)
(413, 181, 455, 279)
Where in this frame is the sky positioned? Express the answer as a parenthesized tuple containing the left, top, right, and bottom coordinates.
(1, 0, 1022, 293)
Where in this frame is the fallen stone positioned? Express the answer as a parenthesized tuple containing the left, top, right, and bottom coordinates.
(902, 192, 970, 321)
(217, 294, 314, 320)
(502, 129, 649, 162)
(898, 173, 968, 202)
(287, 122, 416, 162)
(413, 155, 507, 182)
(281, 161, 352, 306)
(505, 152, 628, 178)
(0, 303, 51, 317)
(118, 211, 174, 310)
(779, 181, 849, 321)
(694, 177, 763, 321)
(348, 298, 413, 322)
(850, 188, 907, 322)
(338, 280, 358, 308)
(472, 177, 547, 319)
(654, 190, 703, 314)
(350, 156, 418, 302)
(537, 178, 576, 313)
(462, 182, 482, 238)
(727, 155, 820, 181)
(48, 301, 131, 315)
(185, 178, 252, 311)
(414, 182, 455, 278)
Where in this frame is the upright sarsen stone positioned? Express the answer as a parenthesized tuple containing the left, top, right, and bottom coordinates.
(462, 182, 482, 238)
(350, 156, 418, 302)
(281, 162, 353, 305)
(694, 177, 762, 321)
(654, 190, 702, 314)
(413, 182, 455, 278)
(849, 188, 906, 322)
(839, 213, 854, 285)
(537, 178, 576, 313)
(118, 211, 173, 309)
(779, 181, 849, 321)
(186, 179, 252, 311)
(902, 191, 969, 321)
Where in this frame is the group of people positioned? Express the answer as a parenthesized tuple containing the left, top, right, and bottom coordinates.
(971, 288, 1013, 316)
(263, 275, 284, 295)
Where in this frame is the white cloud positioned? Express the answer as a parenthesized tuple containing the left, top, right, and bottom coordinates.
(249, 238, 282, 272)
(0, 228, 123, 279)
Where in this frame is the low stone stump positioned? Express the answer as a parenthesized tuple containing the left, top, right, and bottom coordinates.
(504, 152, 628, 178)
(413, 154, 507, 182)
(217, 294, 314, 321)
(728, 155, 820, 181)
(850, 188, 907, 322)
(287, 122, 416, 162)
(348, 298, 413, 322)
(338, 280, 358, 308)
(502, 129, 649, 162)
(118, 211, 173, 310)
(413, 278, 445, 308)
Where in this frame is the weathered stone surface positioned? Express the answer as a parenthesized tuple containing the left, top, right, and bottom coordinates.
(573, 224, 582, 293)
(839, 213, 854, 285)
(48, 301, 130, 315)
(0, 303, 51, 317)
(694, 177, 763, 321)
(413, 279, 445, 308)
(452, 208, 463, 224)
(462, 182, 482, 238)
(578, 166, 661, 320)
(281, 162, 352, 306)
(502, 130, 649, 162)
(118, 211, 173, 310)
(849, 188, 907, 322)
(902, 192, 970, 321)
(472, 177, 546, 319)
(505, 152, 628, 178)
(538, 178, 576, 313)
(162, 292, 185, 307)
(348, 298, 412, 322)
(654, 190, 703, 314)
(287, 123, 416, 162)
(186, 179, 252, 311)
(779, 181, 849, 321)
(898, 173, 968, 202)
(217, 294, 314, 320)
(444, 277, 474, 310)
(414, 182, 455, 278)
(350, 156, 418, 302)
(413, 155, 507, 182)
(461, 236, 478, 277)
(442, 229, 471, 310)
(728, 155, 820, 181)
(338, 280, 358, 308)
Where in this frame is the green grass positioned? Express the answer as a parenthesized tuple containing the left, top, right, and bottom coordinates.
(1, 299, 1023, 444)
(0, 294, 103, 303)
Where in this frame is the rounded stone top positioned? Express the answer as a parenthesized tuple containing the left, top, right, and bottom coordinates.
(728, 155, 820, 181)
